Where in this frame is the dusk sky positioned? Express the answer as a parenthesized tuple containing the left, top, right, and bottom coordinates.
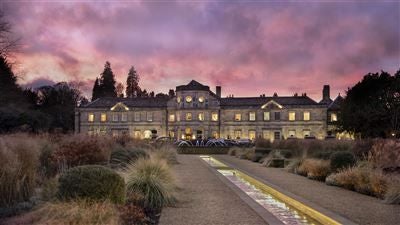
(2, 1, 399, 100)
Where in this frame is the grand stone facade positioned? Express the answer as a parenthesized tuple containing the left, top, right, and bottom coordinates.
(75, 80, 341, 141)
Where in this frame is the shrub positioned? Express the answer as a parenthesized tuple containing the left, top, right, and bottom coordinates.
(326, 166, 389, 198)
(124, 157, 176, 209)
(151, 144, 178, 165)
(310, 151, 333, 160)
(51, 135, 112, 170)
(285, 158, 302, 173)
(29, 200, 120, 225)
(352, 139, 374, 158)
(368, 139, 400, 170)
(0, 135, 40, 207)
(279, 149, 293, 159)
(110, 146, 148, 168)
(297, 159, 330, 181)
(41, 177, 59, 201)
(58, 165, 125, 204)
(39, 141, 58, 178)
(118, 198, 147, 225)
(255, 138, 271, 148)
(330, 151, 356, 171)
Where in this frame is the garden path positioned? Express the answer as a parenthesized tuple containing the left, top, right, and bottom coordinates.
(159, 155, 267, 225)
(214, 155, 400, 225)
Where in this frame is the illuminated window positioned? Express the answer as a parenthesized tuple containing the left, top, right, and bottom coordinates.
(274, 112, 281, 120)
(198, 112, 204, 121)
(176, 113, 181, 122)
(289, 112, 296, 121)
(198, 96, 205, 103)
(289, 130, 296, 138)
(249, 112, 256, 121)
(186, 112, 192, 121)
(331, 113, 337, 122)
(303, 111, 310, 121)
(211, 112, 218, 121)
(303, 130, 311, 137)
(112, 113, 118, 122)
(121, 112, 128, 122)
(185, 96, 192, 103)
(100, 113, 107, 122)
(185, 127, 192, 134)
(134, 112, 140, 121)
(88, 113, 94, 122)
(147, 112, 153, 122)
(168, 130, 175, 138)
(144, 130, 152, 139)
(234, 130, 242, 139)
(212, 131, 218, 138)
(249, 130, 256, 140)
(234, 113, 241, 121)
(176, 97, 181, 103)
(263, 112, 270, 121)
(134, 130, 141, 139)
(169, 114, 175, 122)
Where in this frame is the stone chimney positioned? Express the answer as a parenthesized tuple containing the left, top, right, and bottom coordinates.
(216, 86, 221, 97)
(323, 85, 330, 101)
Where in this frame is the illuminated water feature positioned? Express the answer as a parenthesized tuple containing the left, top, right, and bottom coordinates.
(200, 156, 324, 225)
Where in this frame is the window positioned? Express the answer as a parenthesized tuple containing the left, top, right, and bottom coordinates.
(168, 130, 175, 138)
(263, 112, 270, 121)
(176, 97, 181, 103)
(249, 130, 256, 140)
(249, 112, 256, 121)
(169, 114, 175, 122)
(234, 113, 241, 121)
(198, 96, 205, 103)
(274, 112, 281, 120)
(198, 112, 204, 121)
(144, 130, 152, 139)
(185, 127, 192, 134)
(185, 96, 192, 103)
(121, 112, 128, 122)
(112, 113, 118, 122)
(176, 113, 181, 122)
(88, 113, 94, 122)
(100, 113, 107, 122)
(303, 130, 311, 137)
(262, 130, 269, 139)
(186, 112, 192, 121)
(134, 112, 140, 121)
(234, 130, 242, 139)
(289, 130, 296, 138)
(99, 126, 107, 135)
(274, 131, 281, 140)
(212, 131, 218, 139)
(211, 112, 218, 121)
(134, 130, 141, 139)
(331, 113, 337, 122)
(146, 112, 153, 122)
(289, 112, 296, 121)
(303, 111, 310, 121)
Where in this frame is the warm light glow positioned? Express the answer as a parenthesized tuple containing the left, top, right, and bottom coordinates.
(331, 113, 337, 122)
(88, 113, 94, 122)
(186, 112, 192, 121)
(303, 111, 310, 121)
(185, 96, 192, 103)
(234, 113, 241, 121)
(211, 112, 218, 121)
(100, 113, 107, 122)
(169, 114, 175, 122)
(249, 130, 256, 140)
(261, 100, 283, 109)
(110, 102, 129, 111)
(198, 96, 205, 103)
(289, 112, 296, 121)
(263, 112, 270, 121)
(198, 112, 204, 121)
(249, 112, 256, 121)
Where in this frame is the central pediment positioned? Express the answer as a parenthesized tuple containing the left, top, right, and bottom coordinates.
(261, 100, 283, 109)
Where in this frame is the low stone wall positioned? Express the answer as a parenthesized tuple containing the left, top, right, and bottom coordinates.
(177, 146, 230, 154)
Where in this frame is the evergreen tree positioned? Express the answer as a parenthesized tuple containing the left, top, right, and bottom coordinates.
(168, 89, 175, 97)
(0, 56, 24, 105)
(99, 61, 117, 98)
(91, 77, 101, 101)
(126, 66, 140, 98)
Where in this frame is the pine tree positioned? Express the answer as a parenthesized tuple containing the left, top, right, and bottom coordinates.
(91, 77, 101, 101)
(99, 61, 117, 98)
(0, 56, 24, 105)
(126, 66, 140, 98)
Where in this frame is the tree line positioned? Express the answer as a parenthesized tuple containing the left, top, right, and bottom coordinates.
(91, 61, 175, 101)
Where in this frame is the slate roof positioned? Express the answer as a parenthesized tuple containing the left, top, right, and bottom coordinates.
(80, 97, 169, 108)
(328, 95, 344, 110)
(176, 80, 210, 91)
(220, 96, 319, 107)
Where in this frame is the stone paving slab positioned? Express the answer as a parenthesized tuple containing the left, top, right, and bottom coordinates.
(214, 155, 400, 225)
(159, 155, 267, 225)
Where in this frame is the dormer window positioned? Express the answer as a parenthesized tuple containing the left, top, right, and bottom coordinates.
(199, 96, 205, 103)
(185, 96, 192, 103)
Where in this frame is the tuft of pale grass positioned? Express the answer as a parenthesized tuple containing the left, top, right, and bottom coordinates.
(384, 178, 400, 204)
(151, 144, 178, 165)
(123, 157, 176, 209)
(0, 134, 40, 207)
(297, 159, 331, 181)
(368, 139, 400, 169)
(29, 200, 120, 225)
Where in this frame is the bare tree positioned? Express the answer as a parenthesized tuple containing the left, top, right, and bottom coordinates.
(0, 10, 19, 57)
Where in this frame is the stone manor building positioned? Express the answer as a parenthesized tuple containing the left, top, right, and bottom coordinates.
(75, 80, 342, 141)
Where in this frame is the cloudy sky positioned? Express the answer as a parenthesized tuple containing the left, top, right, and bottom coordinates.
(2, 1, 399, 100)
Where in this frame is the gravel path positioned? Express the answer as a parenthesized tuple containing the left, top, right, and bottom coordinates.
(159, 155, 266, 225)
(214, 155, 400, 225)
